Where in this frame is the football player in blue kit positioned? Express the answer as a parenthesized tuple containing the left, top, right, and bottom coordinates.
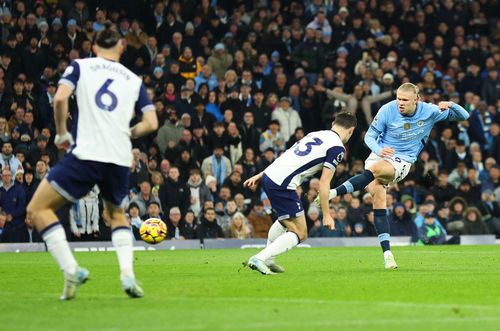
(316, 83, 469, 269)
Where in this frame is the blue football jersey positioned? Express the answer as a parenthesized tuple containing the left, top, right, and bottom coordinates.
(365, 100, 469, 163)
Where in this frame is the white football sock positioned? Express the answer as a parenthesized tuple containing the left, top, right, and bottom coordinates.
(255, 232, 299, 262)
(112, 228, 135, 279)
(384, 250, 393, 259)
(267, 221, 287, 246)
(42, 224, 78, 277)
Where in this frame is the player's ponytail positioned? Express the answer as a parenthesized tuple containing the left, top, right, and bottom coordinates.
(95, 22, 121, 49)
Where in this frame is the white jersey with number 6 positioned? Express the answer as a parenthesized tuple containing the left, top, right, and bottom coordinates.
(264, 130, 346, 190)
(59, 57, 154, 167)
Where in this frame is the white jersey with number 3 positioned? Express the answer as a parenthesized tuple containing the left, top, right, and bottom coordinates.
(264, 130, 346, 190)
(59, 57, 154, 167)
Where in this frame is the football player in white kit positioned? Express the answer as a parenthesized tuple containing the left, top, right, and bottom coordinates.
(26, 24, 158, 299)
(243, 112, 357, 274)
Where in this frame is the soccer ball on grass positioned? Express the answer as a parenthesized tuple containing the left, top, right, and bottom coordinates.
(140, 218, 167, 244)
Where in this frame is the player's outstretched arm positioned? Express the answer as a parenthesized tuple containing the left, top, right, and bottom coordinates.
(130, 111, 159, 139)
(243, 172, 263, 190)
(436, 101, 470, 122)
(319, 166, 335, 231)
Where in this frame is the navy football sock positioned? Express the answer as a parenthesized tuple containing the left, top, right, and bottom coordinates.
(335, 170, 375, 196)
(373, 209, 391, 252)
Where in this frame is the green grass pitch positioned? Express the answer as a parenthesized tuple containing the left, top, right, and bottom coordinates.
(1, 246, 500, 331)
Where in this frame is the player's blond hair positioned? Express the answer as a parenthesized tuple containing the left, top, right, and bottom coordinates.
(397, 83, 419, 96)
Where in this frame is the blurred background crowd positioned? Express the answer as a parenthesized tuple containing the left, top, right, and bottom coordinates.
(0, 0, 498, 245)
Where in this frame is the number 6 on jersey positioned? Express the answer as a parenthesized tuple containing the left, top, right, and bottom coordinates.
(95, 79, 118, 111)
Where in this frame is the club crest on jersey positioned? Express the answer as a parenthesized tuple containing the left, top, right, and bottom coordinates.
(417, 120, 425, 127)
(403, 123, 411, 130)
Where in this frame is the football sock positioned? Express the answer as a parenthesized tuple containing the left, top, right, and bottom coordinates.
(333, 170, 375, 197)
(267, 221, 287, 246)
(112, 227, 135, 279)
(255, 232, 299, 262)
(374, 209, 391, 252)
(41, 222, 78, 277)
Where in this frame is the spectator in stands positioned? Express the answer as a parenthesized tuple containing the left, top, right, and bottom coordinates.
(128, 202, 143, 241)
(166, 206, 185, 240)
(207, 43, 233, 80)
(247, 201, 272, 239)
(21, 168, 37, 204)
(259, 120, 285, 154)
(0, 211, 13, 242)
(462, 207, 490, 235)
(222, 170, 244, 197)
(418, 211, 446, 245)
(174, 148, 198, 183)
(0, 168, 25, 229)
(130, 181, 161, 217)
(194, 64, 217, 92)
(239, 111, 260, 154)
(447, 197, 467, 234)
(158, 165, 190, 216)
(201, 144, 232, 186)
(448, 161, 469, 188)
(186, 168, 210, 218)
(144, 201, 164, 223)
(481, 69, 499, 106)
(271, 96, 302, 143)
(433, 170, 457, 207)
(0, 141, 22, 172)
(388, 203, 418, 241)
(481, 165, 500, 193)
(227, 212, 252, 239)
(182, 210, 197, 239)
(197, 207, 224, 240)
(69, 186, 100, 241)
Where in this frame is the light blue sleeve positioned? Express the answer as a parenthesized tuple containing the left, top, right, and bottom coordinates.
(364, 105, 388, 155)
(433, 102, 470, 122)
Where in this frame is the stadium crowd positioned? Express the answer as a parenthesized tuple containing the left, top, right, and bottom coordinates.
(0, 0, 498, 245)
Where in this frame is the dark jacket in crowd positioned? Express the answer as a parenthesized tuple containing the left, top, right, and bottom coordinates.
(196, 218, 224, 240)
(0, 184, 26, 226)
(388, 211, 418, 242)
(158, 178, 191, 215)
(166, 220, 196, 240)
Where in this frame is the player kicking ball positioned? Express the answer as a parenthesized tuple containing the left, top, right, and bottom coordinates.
(26, 24, 158, 300)
(243, 112, 357, 275)
(316, 83, 469, 269)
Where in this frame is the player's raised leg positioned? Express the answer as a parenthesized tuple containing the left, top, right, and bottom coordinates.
(327, 168, 376, 199)
(27, 179, 89, 300)
(105, 201, 144, 298)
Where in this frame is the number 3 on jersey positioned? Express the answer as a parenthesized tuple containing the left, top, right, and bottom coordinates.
(294, 137, 323, 156)
(95, 79, 118, 111)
